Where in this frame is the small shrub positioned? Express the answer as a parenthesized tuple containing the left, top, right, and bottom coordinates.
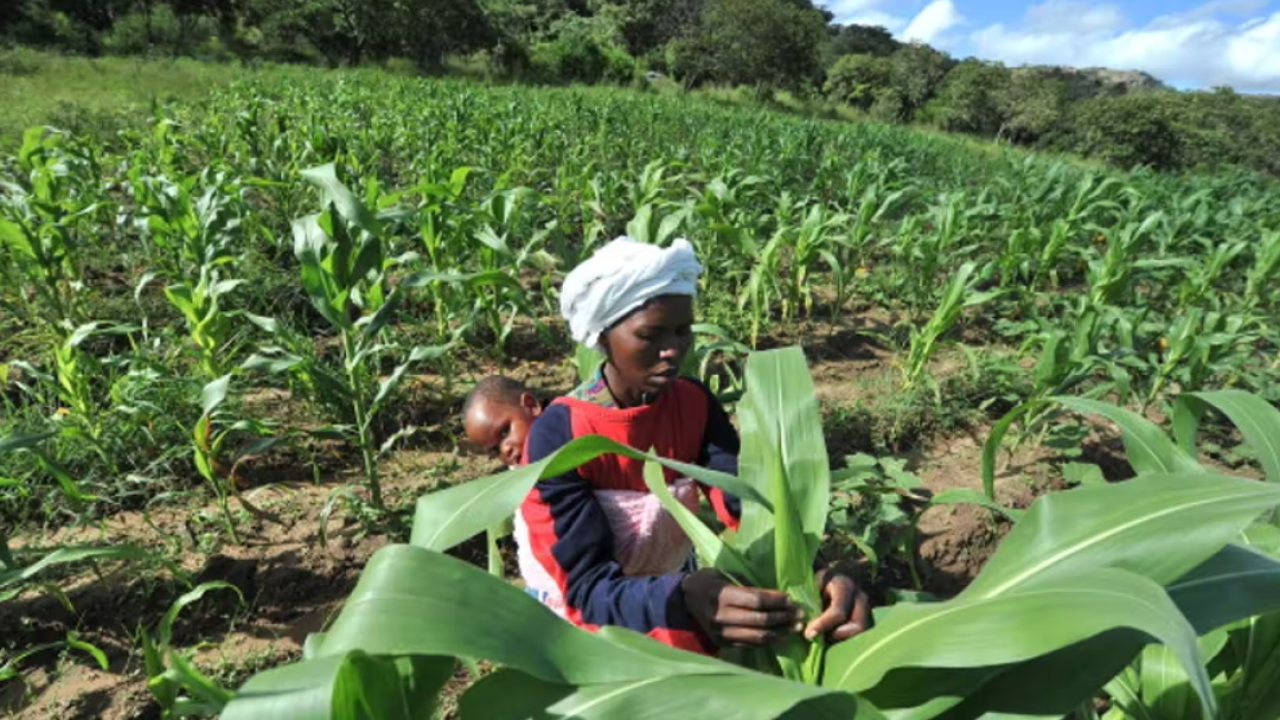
(602, 45, 636, 86)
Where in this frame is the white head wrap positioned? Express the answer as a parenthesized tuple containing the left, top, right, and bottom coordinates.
(560, 236, 703, 353)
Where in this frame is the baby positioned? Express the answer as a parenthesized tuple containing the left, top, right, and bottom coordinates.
(462, 375, 544, 468)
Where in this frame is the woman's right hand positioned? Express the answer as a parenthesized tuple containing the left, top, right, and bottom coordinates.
(680, 569, 806, 647)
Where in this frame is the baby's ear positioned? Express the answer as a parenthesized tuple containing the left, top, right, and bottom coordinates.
(521, 391, 541, 416)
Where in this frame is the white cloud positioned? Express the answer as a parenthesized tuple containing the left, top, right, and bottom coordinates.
(1022, 1, 1126, 34)
(823, 1, 963, 42)
(969, 1, 1280, 92)
(902, 0, 964, 44)
(823, 0, 910, 32)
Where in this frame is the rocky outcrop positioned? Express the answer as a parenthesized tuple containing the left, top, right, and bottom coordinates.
(1013, 65, 1169, 100)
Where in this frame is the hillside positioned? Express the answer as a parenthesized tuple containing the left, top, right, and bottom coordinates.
(2, 0, 1279, 176)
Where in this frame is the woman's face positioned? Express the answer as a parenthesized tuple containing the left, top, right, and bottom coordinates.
(601, 295, 695, 401)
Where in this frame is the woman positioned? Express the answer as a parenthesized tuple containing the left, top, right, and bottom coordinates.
(513, 236, 870, 656)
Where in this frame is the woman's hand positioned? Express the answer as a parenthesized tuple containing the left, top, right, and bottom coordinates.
(802, 568, 872, 643)
(681, 568, 872, 647)
(680, 570, 804, 647)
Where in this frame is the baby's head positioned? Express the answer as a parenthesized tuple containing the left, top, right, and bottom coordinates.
(463, 375, 542, 467)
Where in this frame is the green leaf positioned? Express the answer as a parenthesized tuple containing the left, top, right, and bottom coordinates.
(930, 488, 1024, 524)
(0, 641, 72, 681)
(825, 568, 1213, 719)
(736, 347, 830, 584)
(66, 321, 106, 349)
(1165, 543, 1280, 635)
(0, 431, 57, 455)
(292, 214, 347, 331)
(1047, 396, 1200, 476)
(1062, 462, 1106, 486)
(301, 164, 381, 238)
(224, 654, 357, 719)
(211, 278, 247, 299)
(225, 546, 854, 720)
(360, 287, 403, 341)
(0, 218, 36, 259)
(409, 435, 770, 553)
(964, 472, 1280, 599)
(200, 375, 233, 417)
(1174, 390, 1280, 485)
(1228, 614, 1280, 720)
(982, 401, 1039, 501)
(371, 346, 449, 412)
(242, 352, 304, 374)
(157, 581, 244, 649)
(640, 459, 760, 585)
(163, 283, 198, 319)
(35, 453, 96, 505)
(166, 652, 236, 708)
(832, 471, 1280, 719)
(400, 269, 522, 293)
(333, 653, 454, 720)
(462, 667, 870, 720)
(65, 633, 110, 671)
(244, 313, 280, 334)
(1, 546, 152, 601)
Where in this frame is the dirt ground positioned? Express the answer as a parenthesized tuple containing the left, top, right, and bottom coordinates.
(0, 321, 1080, 719)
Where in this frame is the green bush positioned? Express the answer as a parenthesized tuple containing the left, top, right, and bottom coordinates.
(532, 34, 605, 84)
(103, 8, 177, 55)
(602, 45, 636, 86)
(870, 87, 907, 123)
(823, 54, 891, 110)
(1072, 94, 1183, 171)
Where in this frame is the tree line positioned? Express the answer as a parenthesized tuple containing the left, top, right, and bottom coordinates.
(4, 0, 1279, 177)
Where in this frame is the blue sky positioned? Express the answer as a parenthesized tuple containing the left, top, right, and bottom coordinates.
(820, 0, 1280, 92)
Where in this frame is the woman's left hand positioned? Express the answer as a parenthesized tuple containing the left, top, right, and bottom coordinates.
(803, 568, 871, 643)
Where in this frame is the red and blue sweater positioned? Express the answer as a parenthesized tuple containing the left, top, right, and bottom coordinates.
(515, 375, 742, 655)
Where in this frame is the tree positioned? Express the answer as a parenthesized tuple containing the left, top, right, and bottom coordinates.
(888, 41, 953, 119)
(1071, 94, 1183, 171)
(823, 53, 891, 110)
(672, 0, 827, 91)
(995, 69, 1069, 144)
(828, 23, 898, 58)
(602, 0, 701, 57)
(397, 0, 498, 69)
(928, 59, 1009, 136)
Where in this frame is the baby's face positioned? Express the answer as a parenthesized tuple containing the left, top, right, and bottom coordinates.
(464, 394, 540, 467)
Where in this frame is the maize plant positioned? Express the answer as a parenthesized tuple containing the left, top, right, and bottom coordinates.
(687, 170, 768, 265)
(899, 262, 1001, 393)
(154, 266, 263, 380)
(1242, 231, 1280, 311)
(981, 387, 1280, 720)
(209, 346, 1280, 720)
(139, 581, 244, 720)
(126, 168, 244, 277)
(0, 127, 99, 329)
(190, 375, 279, 544)
(243, 164, 448, 510)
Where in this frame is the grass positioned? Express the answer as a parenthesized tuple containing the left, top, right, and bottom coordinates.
(0, 47, 306, 149)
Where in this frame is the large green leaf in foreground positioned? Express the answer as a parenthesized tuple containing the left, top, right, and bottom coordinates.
(222, 545, 864, 720)
(821, 471, 1280, 719)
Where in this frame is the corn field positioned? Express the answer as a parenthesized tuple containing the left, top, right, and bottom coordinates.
(2, 70, 1280, 719)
